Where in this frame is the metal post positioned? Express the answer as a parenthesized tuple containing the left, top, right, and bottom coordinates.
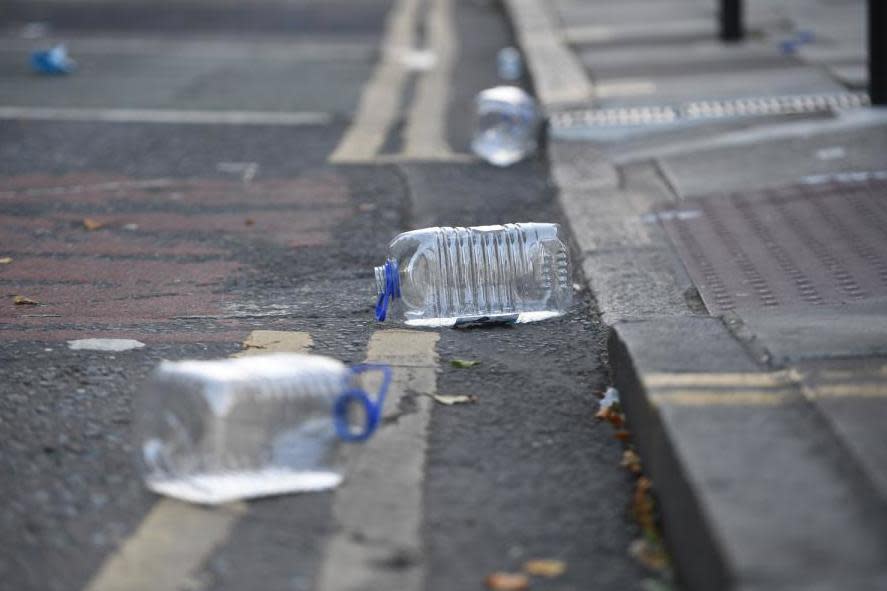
(720, 0, 743, 42)
(871, 0, 886, 105)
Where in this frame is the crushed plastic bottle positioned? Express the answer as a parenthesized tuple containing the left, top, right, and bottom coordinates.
(134, 354, 390, 505)
(496, 47, 523, 81)
(471, 86, 541, 167)
(374, 223, 572, 328)
(31, 44, 76, 75)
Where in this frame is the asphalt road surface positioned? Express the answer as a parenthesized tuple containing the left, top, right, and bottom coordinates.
(0, 1, 650, 590)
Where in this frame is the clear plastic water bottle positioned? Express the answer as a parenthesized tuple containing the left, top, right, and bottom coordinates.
(374, 223, 572, 328)
(471, 86, 541, 167)
(134, 354, 391, 505)
(496, 47, 523, 81)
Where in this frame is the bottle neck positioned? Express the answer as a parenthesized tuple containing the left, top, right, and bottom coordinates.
(374, 265, 386, 296)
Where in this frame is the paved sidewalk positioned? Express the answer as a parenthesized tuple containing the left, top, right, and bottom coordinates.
(506, 0, 887, 589)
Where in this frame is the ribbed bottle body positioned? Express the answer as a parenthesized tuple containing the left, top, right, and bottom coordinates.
(134, 354, 349, 505)
(380, 223, 572, 327)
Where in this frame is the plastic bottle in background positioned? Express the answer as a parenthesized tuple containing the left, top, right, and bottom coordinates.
(134, 354, 390, 505)
(471, 86, 541, 167)
(374, 223, 572, 328)
(496, 46, 523, 81)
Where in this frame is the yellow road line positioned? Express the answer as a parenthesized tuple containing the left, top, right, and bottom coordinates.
(644, 370, 800, 389)
(650, 389, 795, 407)
(316, 329, 439, 591)
(328, 0, 421, 163)
(83, 331, 313, 591)
(403, 0, 457, 159)
(803, 383, 887, 399)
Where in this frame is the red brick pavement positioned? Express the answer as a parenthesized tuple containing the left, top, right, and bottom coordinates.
(0, 172, 355, 341)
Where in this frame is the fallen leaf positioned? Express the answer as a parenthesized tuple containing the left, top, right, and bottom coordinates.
(628, 538, 670, 572)
(484, 572, 529, 591)
(13, 295, 39, 305)
(0, 257, 12, 264)
(631, 477, 656, 534)
(596, 406, 624, 428)
(621, 449, 642, 474)
(450, 359, 481, 368)
(83, 217, 105, 231)
(244, 218, 255, 226)
(613, 429, 632, 442)
(429, 393, 478, 406)
(523, 559, 566, 577)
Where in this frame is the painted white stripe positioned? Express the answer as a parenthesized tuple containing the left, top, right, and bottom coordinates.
(0, 37, 372, 61)
(83, 331, 314, 591)
(403, 0, 457, 159)
(328, 0, 422, 163)
(316, 329, 439, 591)
(0, 107, 331, 126)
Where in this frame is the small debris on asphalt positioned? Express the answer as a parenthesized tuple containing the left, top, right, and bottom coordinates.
(631, 477, 656, 534)
(629, 538, 670, 573)
(122, 223, 139, 231)
(21, 22, 51, 40)
(13, 295, 40, 305)
(31, 44, 76, 75)
(596, 387, 624, 427)
(484, 572, 530, 591)
(599, 387, 620, 409)
(244, 218, 255, 226)
(613, 429, 632, 442)
(450, 359, 481, 368)
(68, 338, 146, 352)
(428, 393, 478, 406)
(83, 217, 106, 231)
(621, 449, 642, 474)
(0, 257, 12, 264)
(522, 559, 566, 578)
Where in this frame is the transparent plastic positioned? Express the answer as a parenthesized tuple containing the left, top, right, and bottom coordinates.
(375, 223, 572, 327)
(134, 354, 356, 505)
(496, 47, 523, 81)
(471, 86, 541, 167)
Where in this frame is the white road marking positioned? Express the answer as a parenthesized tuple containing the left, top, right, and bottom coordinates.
(67, 338, 146, 352)
(595, 79, 658, 98)
(403, 0, 457, 159)
(0, 36, 373, 61)
(0, 107, 331, 126)
(316, 329, 439, 591)
(83, 331, 314, 591)
(328, 0, 422, 162)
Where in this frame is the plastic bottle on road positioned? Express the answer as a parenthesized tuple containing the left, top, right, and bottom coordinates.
(374, 223, 572, 327)
(496, 47, 523, 81)
(471, 86, 541, 167)
(134, 354, 390, 505)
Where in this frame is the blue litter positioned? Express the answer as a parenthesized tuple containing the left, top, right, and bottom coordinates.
(31, 44, 76, 75)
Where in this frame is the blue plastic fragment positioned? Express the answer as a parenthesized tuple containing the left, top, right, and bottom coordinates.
(31, 44, 75, 75)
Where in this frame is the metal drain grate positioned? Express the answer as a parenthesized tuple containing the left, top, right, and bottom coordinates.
(550, 92, 870, 130)
(657, 176, 887, 315)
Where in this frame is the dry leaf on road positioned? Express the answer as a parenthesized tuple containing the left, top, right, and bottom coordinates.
(484, 572, 529, 590)
(450, 359, 481, 368)
(523, 559, 566, 577)
(628, 538, 669, 572)
(13, 295, 40, 305)
(621, 449, 642, 474)
(83, 217, 105, 231)
(429, 394, 478, 406)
